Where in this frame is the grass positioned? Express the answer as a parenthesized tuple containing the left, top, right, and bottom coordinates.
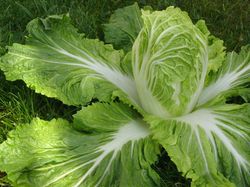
(0, 75, 78, 143)
(0, 0, 249, 186)
(0, 74, 78, 186)
(0, 0, 176, 51)
(176, 0, 250, 52)
(0, 0, 249, 52)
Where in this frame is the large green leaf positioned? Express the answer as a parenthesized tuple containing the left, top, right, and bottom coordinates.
(198, 45, 250, 106)
(195, 20, 226, 74)
(103, 3, 143, 52)
(132, 7, 208, 117)
(0, 103, 160, 187)
(147, 103, 250, 186)
(0, 15, 139, 106)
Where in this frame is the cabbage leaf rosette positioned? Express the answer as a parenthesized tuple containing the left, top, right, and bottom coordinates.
(0, 3, 249, 187)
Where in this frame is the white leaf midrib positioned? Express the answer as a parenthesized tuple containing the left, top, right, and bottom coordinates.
(43, 120, 149, 187)
(54, 40, 139, 105)
(197, 52, 250, 106)
(10, 36, 140, 105)
(175, 108, 249, 174)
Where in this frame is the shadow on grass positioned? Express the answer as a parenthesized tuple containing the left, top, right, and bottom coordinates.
(0, 71, 79, 143)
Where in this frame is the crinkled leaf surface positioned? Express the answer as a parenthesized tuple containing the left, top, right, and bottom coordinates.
(147, 103, 250, 186)
(131, 9, 250, 186)
(195, 20, 226, 74)
(0, 15, 139, 106)
(132, 7, 208, 117)
(198, 45, 250, 106)
(103, 3, 143, 52)
(0, 103, 160, 187)
(0, 4, 249, 187)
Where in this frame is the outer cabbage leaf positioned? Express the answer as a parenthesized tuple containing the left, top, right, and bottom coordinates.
(0, 103, 160, 187)
(147, 103, 250, 187)
(0, 15, 139, 106)
(132, 7, 208, 117)
(236, 87, 250, 103)
(103, 3, 143, 52)
(198, 45, 250, 106)
(73, 102, 137, 133)
(195, 20, 226, 73)
(121, 51, 133, 77)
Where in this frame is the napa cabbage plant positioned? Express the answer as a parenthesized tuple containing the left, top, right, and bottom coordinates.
(0, 3, 249, 187)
